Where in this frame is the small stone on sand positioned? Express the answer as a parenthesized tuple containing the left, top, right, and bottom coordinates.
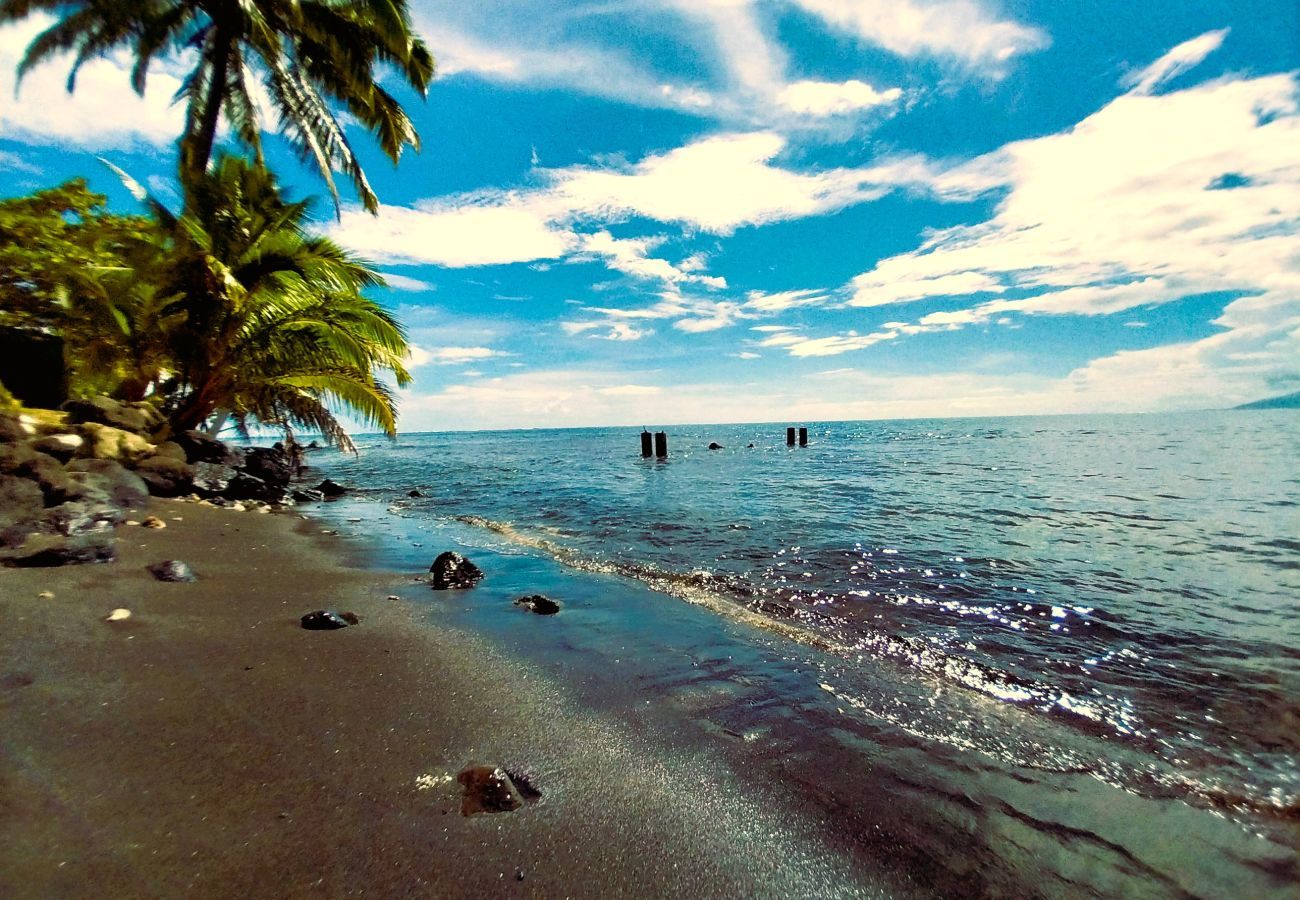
(37, 591, 54, 600)
(106, 608, 131, 622)
(141, 516, 167, 529)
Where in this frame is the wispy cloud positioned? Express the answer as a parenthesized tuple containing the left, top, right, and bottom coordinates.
(789, 0, 1049, 75)
(1121, 28, 1230, 95)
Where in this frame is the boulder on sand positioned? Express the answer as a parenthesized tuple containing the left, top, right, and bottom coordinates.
(457, 765, 524, 815)
(148, 559, 197, 583)
(133, 455, 195, 497)
(430, 551, 483, 590)
(0, 532, 117, 567)
(300, 609, 360, 630)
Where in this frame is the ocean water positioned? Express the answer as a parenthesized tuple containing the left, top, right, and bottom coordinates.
(306, 411, 1298, 897)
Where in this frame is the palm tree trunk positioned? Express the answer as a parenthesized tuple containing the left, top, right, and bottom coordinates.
(183, 24, 234, 187)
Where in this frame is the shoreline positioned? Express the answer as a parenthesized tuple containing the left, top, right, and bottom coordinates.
(0, 499, 896, 899)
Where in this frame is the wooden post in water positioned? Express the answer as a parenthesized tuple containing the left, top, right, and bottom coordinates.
(654, 431, 668, 458)
(640, 430, 653, 458)
(786, 427, 796, 446)
(799, 427, 808, 447)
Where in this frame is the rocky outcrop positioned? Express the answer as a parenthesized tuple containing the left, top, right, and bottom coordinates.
(62, 396, 164, 437)
(0, 395, 333, 567)
(430, 551, 483, 590)
(64, 459, 149, 510)
(77, 422, 155, 466)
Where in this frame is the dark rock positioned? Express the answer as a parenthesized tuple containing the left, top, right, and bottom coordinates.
(151, 441, 188, 463)
(64, 459, 149, 509)
(134, 455, 195, 497)
(746, 443, 755, 449)
(430, 551, 483, 590)
(242, 446, 292, 493)
(0, 475, 44, 530)
(291, 489, 325, 503)
(407, 489, 424, 498)
(457, 765, 524, 815)
(190, 461, 237, 496)
(61, 396, 163, 437)
(300, 609, 353, 630)
(0, 412, 27, 443)
(708, 442, 723, 450)
(0, 671, 35, 690)
(316, 479, 347, 498)
(224, 471, 286, 503)
(0, 446, 85, 507)
(174, 430, 244, 467)
(503, 767, 543, 801)
(148, 559, 197, 582)
(1, 532, 116, 567)
(514, 594, 560, 615)
(306, 440, 321, 450)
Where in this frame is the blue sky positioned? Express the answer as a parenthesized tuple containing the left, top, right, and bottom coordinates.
(1, 0, 1297, 430)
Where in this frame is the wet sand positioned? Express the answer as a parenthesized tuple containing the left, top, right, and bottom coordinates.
(0, 500, 895, 899)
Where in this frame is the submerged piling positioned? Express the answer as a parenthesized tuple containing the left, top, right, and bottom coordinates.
(799, 427, 808, 447)
(640, 430, 653, 458)
(787, 427, 796, 446)
(654, 431, 668, 458)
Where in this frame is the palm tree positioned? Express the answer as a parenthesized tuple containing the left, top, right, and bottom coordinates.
(150, 154, 411, 448)
(2, 0, 434, 212)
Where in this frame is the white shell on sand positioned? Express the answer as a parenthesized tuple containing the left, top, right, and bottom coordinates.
(106, 608, 132, 622)
(37, 591, 54, 600)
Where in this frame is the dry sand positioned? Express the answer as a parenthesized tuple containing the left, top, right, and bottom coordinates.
(0, 500, 893, 899)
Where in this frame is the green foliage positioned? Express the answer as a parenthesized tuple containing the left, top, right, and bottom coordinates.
(151, 155, 411, 448)
(0, 179, 169, 398)
(0, 179, 152, 329)
(0, 380, 18, 412)
(0, 0, 434, 213)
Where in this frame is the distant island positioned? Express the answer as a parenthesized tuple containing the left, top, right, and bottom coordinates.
(1234, 391, 1300, 410)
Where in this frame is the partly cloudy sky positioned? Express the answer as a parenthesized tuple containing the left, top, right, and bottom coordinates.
(1, 0, 1296, 430)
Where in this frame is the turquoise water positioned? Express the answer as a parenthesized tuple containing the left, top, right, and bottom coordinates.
(307, 411, 1298, 896)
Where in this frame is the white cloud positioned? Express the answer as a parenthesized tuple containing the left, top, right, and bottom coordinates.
(597, 384, 662, 396)
(419, 346, 510, 365)
(789, 0, 1049, 74)
(1122, 29, 1230, 96)
(0, 15, 184, 148)
(382, 272, 436, 292)
(743, 288, 829, 311)
(336, 201, 574, 267)
(776, 80, 903, 116)
(849, 270, 1005, 307)
(576, 231, 727, 289)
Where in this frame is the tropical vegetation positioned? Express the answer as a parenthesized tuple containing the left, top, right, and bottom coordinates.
(0, 0, 434, 447)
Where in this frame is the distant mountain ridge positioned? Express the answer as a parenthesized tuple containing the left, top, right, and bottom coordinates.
(1234, 391, 1300, 410)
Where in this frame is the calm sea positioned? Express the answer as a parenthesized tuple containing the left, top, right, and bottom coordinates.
(308, 411, 1298, 897)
